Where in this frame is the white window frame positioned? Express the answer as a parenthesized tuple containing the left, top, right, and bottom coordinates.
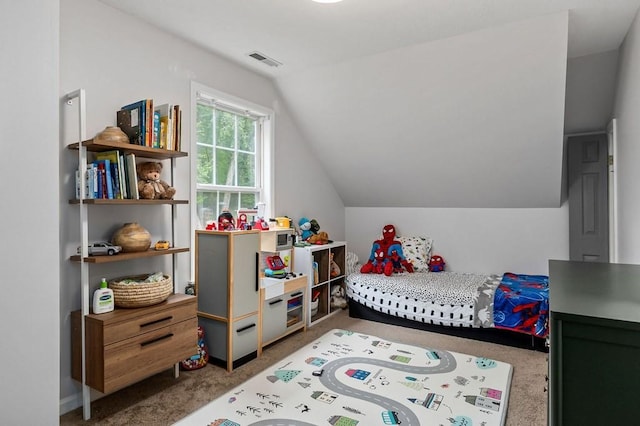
(189, 81, 274, 241)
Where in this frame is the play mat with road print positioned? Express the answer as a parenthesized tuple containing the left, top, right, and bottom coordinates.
(174, 329, 512, 426)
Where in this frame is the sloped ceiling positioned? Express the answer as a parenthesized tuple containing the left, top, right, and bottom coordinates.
(98, 0, 640, 208)
(279, 12, 569, 207)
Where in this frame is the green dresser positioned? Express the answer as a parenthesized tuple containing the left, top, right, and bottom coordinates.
(548, 260, 640, 425)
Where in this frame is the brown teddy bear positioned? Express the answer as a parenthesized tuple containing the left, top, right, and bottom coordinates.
(136, 161, 176, 200)
(308, 231, 329, 245)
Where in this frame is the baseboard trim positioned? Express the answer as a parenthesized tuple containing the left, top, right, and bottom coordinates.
(59, 392, 82, 415)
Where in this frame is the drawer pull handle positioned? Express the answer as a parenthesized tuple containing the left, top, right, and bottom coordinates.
(290, 292, 302, 297)
(237, 323, 256, 333)
(140, 316, 173, 328)
(255, 252, 260, 292)
(269, 299, 284, 306)
(140, 333, 174, 347)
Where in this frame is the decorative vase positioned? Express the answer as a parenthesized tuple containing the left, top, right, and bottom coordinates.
(112, 222, 151, 252)
(94, 126, 129, 144)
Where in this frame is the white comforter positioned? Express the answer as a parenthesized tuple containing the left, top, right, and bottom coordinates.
(345, 272, 502, 328)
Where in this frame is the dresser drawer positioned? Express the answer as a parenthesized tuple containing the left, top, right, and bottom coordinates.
(98, 317, 197, 393)
(72, 294, 198, 393)
(99, 302, 195, 345)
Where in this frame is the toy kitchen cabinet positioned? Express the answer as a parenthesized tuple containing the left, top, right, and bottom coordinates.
(195, 230, 261, 372)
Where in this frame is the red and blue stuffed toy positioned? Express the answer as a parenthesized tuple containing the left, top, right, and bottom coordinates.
(428, 255, 446, 272)
(360, 224, 414, 276)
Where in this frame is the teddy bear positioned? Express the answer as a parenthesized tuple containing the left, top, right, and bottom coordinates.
(136, 161, 176, 200)
(308, 231, 329, 245)
(330, 285, 348, 310)
(329, 252, 341, 278)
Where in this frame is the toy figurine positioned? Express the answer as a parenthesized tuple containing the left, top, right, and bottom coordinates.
(428, 255, 446, 272)
(218, 210, 235, 231)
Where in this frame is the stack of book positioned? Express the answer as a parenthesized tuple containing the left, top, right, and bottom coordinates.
(116, 99, 182, 151)
(75, 150, 139, 200)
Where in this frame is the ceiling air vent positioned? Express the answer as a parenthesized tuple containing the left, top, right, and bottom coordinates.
(248, 51, 282, 68)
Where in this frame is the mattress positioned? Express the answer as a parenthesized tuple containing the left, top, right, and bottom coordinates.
(346, 272, 502, 328)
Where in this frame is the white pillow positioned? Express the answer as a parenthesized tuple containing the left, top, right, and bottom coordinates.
(397, 236, 433, 272)
(345, 251, 360, 275)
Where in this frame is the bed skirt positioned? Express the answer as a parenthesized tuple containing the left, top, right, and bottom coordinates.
(347, 298, 548, 352)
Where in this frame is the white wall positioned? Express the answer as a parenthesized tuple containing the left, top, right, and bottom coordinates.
(565, 49, 619, 134)
(0, 1, 60, 424)
(59, 0, 344, 413)
(346, 206, 569, 275)
(613, 8, 640, 263)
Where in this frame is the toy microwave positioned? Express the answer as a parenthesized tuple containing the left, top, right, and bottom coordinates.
(260, 228, 293, 252)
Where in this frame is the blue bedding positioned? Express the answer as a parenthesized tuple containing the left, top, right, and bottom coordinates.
(493, 272, 549, 338)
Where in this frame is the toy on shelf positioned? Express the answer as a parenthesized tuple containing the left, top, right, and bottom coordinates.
(330, 285, 348, 310)
(265, 254, 287, 278)
(298, 217, 329, 244)
(298, 217, 313, 240)
(236, 213, 248, 230)
(253, 217, 270, 230)
(428, 254, 446, 272)
(137, 162, 176, 200)
(218, 210, 235, 231)
(330, 253, 341, 278)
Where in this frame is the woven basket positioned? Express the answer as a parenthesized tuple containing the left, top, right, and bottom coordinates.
(109, 274, 173, 308)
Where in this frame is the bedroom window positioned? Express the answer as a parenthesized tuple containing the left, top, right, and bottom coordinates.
(192, 83, 273, 229)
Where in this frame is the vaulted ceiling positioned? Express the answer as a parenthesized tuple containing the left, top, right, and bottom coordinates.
(99, 0, 640, 208)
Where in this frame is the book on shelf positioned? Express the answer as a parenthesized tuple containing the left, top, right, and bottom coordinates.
(119, 152, 128, 199)
(95, 150, 124, 199)
(89, 163, 97, 198)
(94, 159, 114, 199)
(111, 162, 122, 199)
(125, 153, 139, 199)
(154, 103, 173, 150)
(75, 165, 96, 200)
(153, 110, 160, 149)
(175, 106, 182, 151)
(120, 99, 146, 146)
(145, 98, 153, 147)
(118, 99, 181, 150)
(116, 109, 139, 145)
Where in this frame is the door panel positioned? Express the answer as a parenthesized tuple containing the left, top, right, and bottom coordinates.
(568, 134, 609, 262)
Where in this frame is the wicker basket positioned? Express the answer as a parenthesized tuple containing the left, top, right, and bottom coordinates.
(109, 274, 173, 308)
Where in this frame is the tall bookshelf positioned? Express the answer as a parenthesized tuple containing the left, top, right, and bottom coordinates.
(65, 89, 193, 420)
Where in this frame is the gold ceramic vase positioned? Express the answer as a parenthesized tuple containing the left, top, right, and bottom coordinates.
(94, 126, 129, 144)
(112, 222, 151, 252)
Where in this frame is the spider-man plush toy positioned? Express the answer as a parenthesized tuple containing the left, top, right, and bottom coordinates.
(360, 224, 414, 276)
(428, 255, 446, 272)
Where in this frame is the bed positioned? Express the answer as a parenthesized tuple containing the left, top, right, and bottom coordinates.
(344, 237, 549, 351)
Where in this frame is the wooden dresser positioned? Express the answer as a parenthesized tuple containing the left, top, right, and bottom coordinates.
(548, 260, 640, 425)
(72, 294, 197, 394)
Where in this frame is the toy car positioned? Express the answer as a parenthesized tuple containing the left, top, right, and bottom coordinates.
(155, 240, 170, 250)
(78, 241, 122, 256)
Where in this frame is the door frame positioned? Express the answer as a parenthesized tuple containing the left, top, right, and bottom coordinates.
(607, 118, 618, 263)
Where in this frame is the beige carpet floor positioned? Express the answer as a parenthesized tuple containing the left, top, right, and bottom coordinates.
(60, 310, 547, 425)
